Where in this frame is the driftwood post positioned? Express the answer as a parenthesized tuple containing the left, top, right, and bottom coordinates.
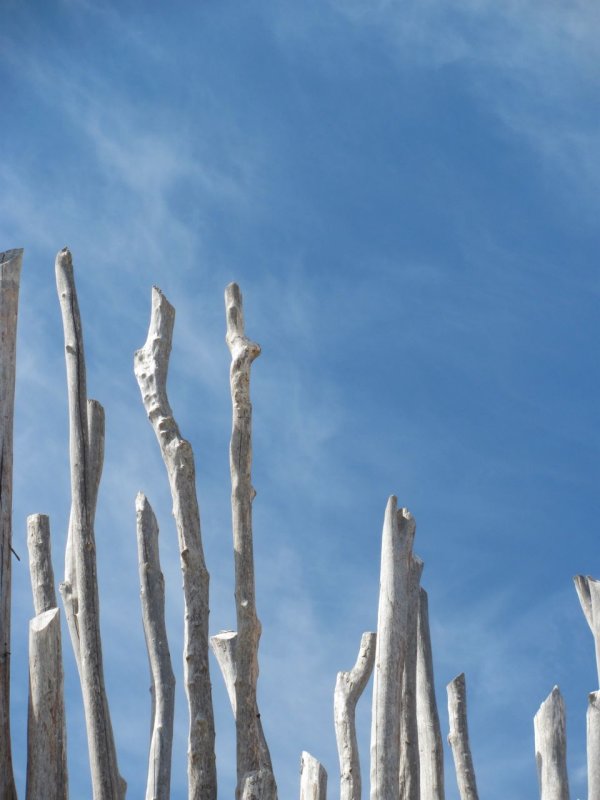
(26, 513, 67, 800)
(370, 496, 416, 800)
(415, 588, 444, 800)
(399, 556, 424, 800)
(447, 673, 479, 800)
(334, 632, 376, 800)
(574, 575, 600, 686)
(56, 247, 125, 799)
(136, 493, 175, 800)
(134, 286, 216, 800)
(224, 283, 276, 800)
(588, 691, 600, 800)
(0, 247, 22, 800)
(299, 752, 327, 800)
(533, 686, 569, 800)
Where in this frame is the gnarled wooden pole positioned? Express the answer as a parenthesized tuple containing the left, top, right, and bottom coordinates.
(225, 283, 276, 800)
(574, 575, 600, 686)
(0, 247, 22, 800)
(135, 287, 216, 800)
(416, 588, 444, 800)
(534, 686, 569, 800)
(334, 631, 376, 800)
(56, 247, 125, 799)
(26, 513, 68, 800)
(447, 673, 479, 800)
(299, 752, 327, 800)
(399, 556, 424, 800)
(370, 496, 416, 800)
(136, 493, 176, 800)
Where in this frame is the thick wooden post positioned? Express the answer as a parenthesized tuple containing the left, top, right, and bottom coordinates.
(447, 673, 479, 800)
(135, 286, 216, 800)
(416, 588, 444, 800)
(534, 686, 569, 800)
(299, 752, 327, 800)
(370, 496, 416, 800)
(0, 247, 22, 800)
(56, 248, 125, 799)
(225, 283, 276, 800)
(334, 632, 376, 800)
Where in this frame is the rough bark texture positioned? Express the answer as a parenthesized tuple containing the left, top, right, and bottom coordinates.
(574, 575, 600, 686)
(134, 286, 216, 800)
(136, 493, 176, 800)
(534, 686, 569, 800)
(225, 282, 276, 800)
(334, 631, 376, 800)
(370, 496, 416, 800)
(416, 588, 445, 800)
(399, 556, 424, 800)
(26, 608, 68, 800)
(0, 247, 22, 800)
(588, 691, 600, 800)
(56, 247, 125, 800)
(447, 673, 479, 800)
(299, 752, 327, 800)
(27, 514, 57, 615)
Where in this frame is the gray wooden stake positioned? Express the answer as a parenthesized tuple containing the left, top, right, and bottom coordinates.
(574, 575, 600, 687)
(56, 247, 125, 799)
(370, 496, 416, 800)
(334, 631, 376, 800)
(27, 514, 57, 615)
(0, 247, 22, 800)
(399, 556, 424, 800)
(134, 286, 216, 800)
(416, 588, 445, 800)
(136, 493, 175, 800)
(224, 283, 277, 800)
(534, 686, 569, 800)
(588, 691, 600, 800)
(447, 673, 479, 800)
(299, 752, 327, 800)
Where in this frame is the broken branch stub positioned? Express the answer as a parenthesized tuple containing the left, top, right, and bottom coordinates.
(0, 247, 23, 800)
(225, 283, 276, 799)
(134, 286, 216, 800)
(574, 575, 600, 686)
(334, 631, 376, 800)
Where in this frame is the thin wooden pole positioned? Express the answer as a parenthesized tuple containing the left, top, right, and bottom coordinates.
(135, 286, 216, 800)
(447, 673, 479, 800)
(0, 247, 22, 800)
(299, 752, 327, 800)
(534, 686, 569, 800)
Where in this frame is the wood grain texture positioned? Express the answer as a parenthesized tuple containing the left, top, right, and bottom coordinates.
(534, 686, 569, 800)
(299, 752, 327, 800)
(447, 673, 479, 800)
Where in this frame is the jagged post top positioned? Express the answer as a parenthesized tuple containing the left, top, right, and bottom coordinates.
(574, 574, 600, 629)
(384, 495, 416, 554)
(0, 248, 23, 275)
(225, 283, 261, 361)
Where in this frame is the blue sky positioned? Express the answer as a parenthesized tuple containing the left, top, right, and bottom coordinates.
(1, 1, 599, 798)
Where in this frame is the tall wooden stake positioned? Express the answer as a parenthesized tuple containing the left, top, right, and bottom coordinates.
(447, 673, 479, 800)
(0, 247, 22, 800)
(534, 686, 569, 800)
(135, 286, 216, 800)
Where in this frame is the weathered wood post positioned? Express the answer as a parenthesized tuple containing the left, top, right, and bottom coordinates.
(416, 588, 445, 800)
(370, 496, 416, 800)
(533, 686, 569, 800)
(56, 247, 125, 799)
(0, 247, 22, 800)
(587, 691, 600, 800)
(136, 493, 176, 800)
(334, 631, 376, 800)
(25, 514, 68, 800)
(574, 575, 600, 686)
(299, 752, 327, 800)
(447, 673, 479, 800)
(223, 283, 277, 800)
(135, 286, 216, 800)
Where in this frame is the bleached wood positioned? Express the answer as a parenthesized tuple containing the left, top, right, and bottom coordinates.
(0, 247, 22, 800)
(225, 282, 276, 799)
(27, 514, 57, 615)
(574, 575, 600, 686)
(334, 631, 376, 800)
(136, 493, 175, 800)
(134, 286, 216, 800)
(26, 608, 68, 799)
(447, 673, 479, 800)
(299, 752, 327, 800)
(416, 588, 445, 800)
(370, 496, 416, 800)
(588, 691, 600, 800)
(534, 686, 569, 800)
(56, 247, 125, 800)
(399, 556, 424, 800)
(210, 630, 238, 715)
